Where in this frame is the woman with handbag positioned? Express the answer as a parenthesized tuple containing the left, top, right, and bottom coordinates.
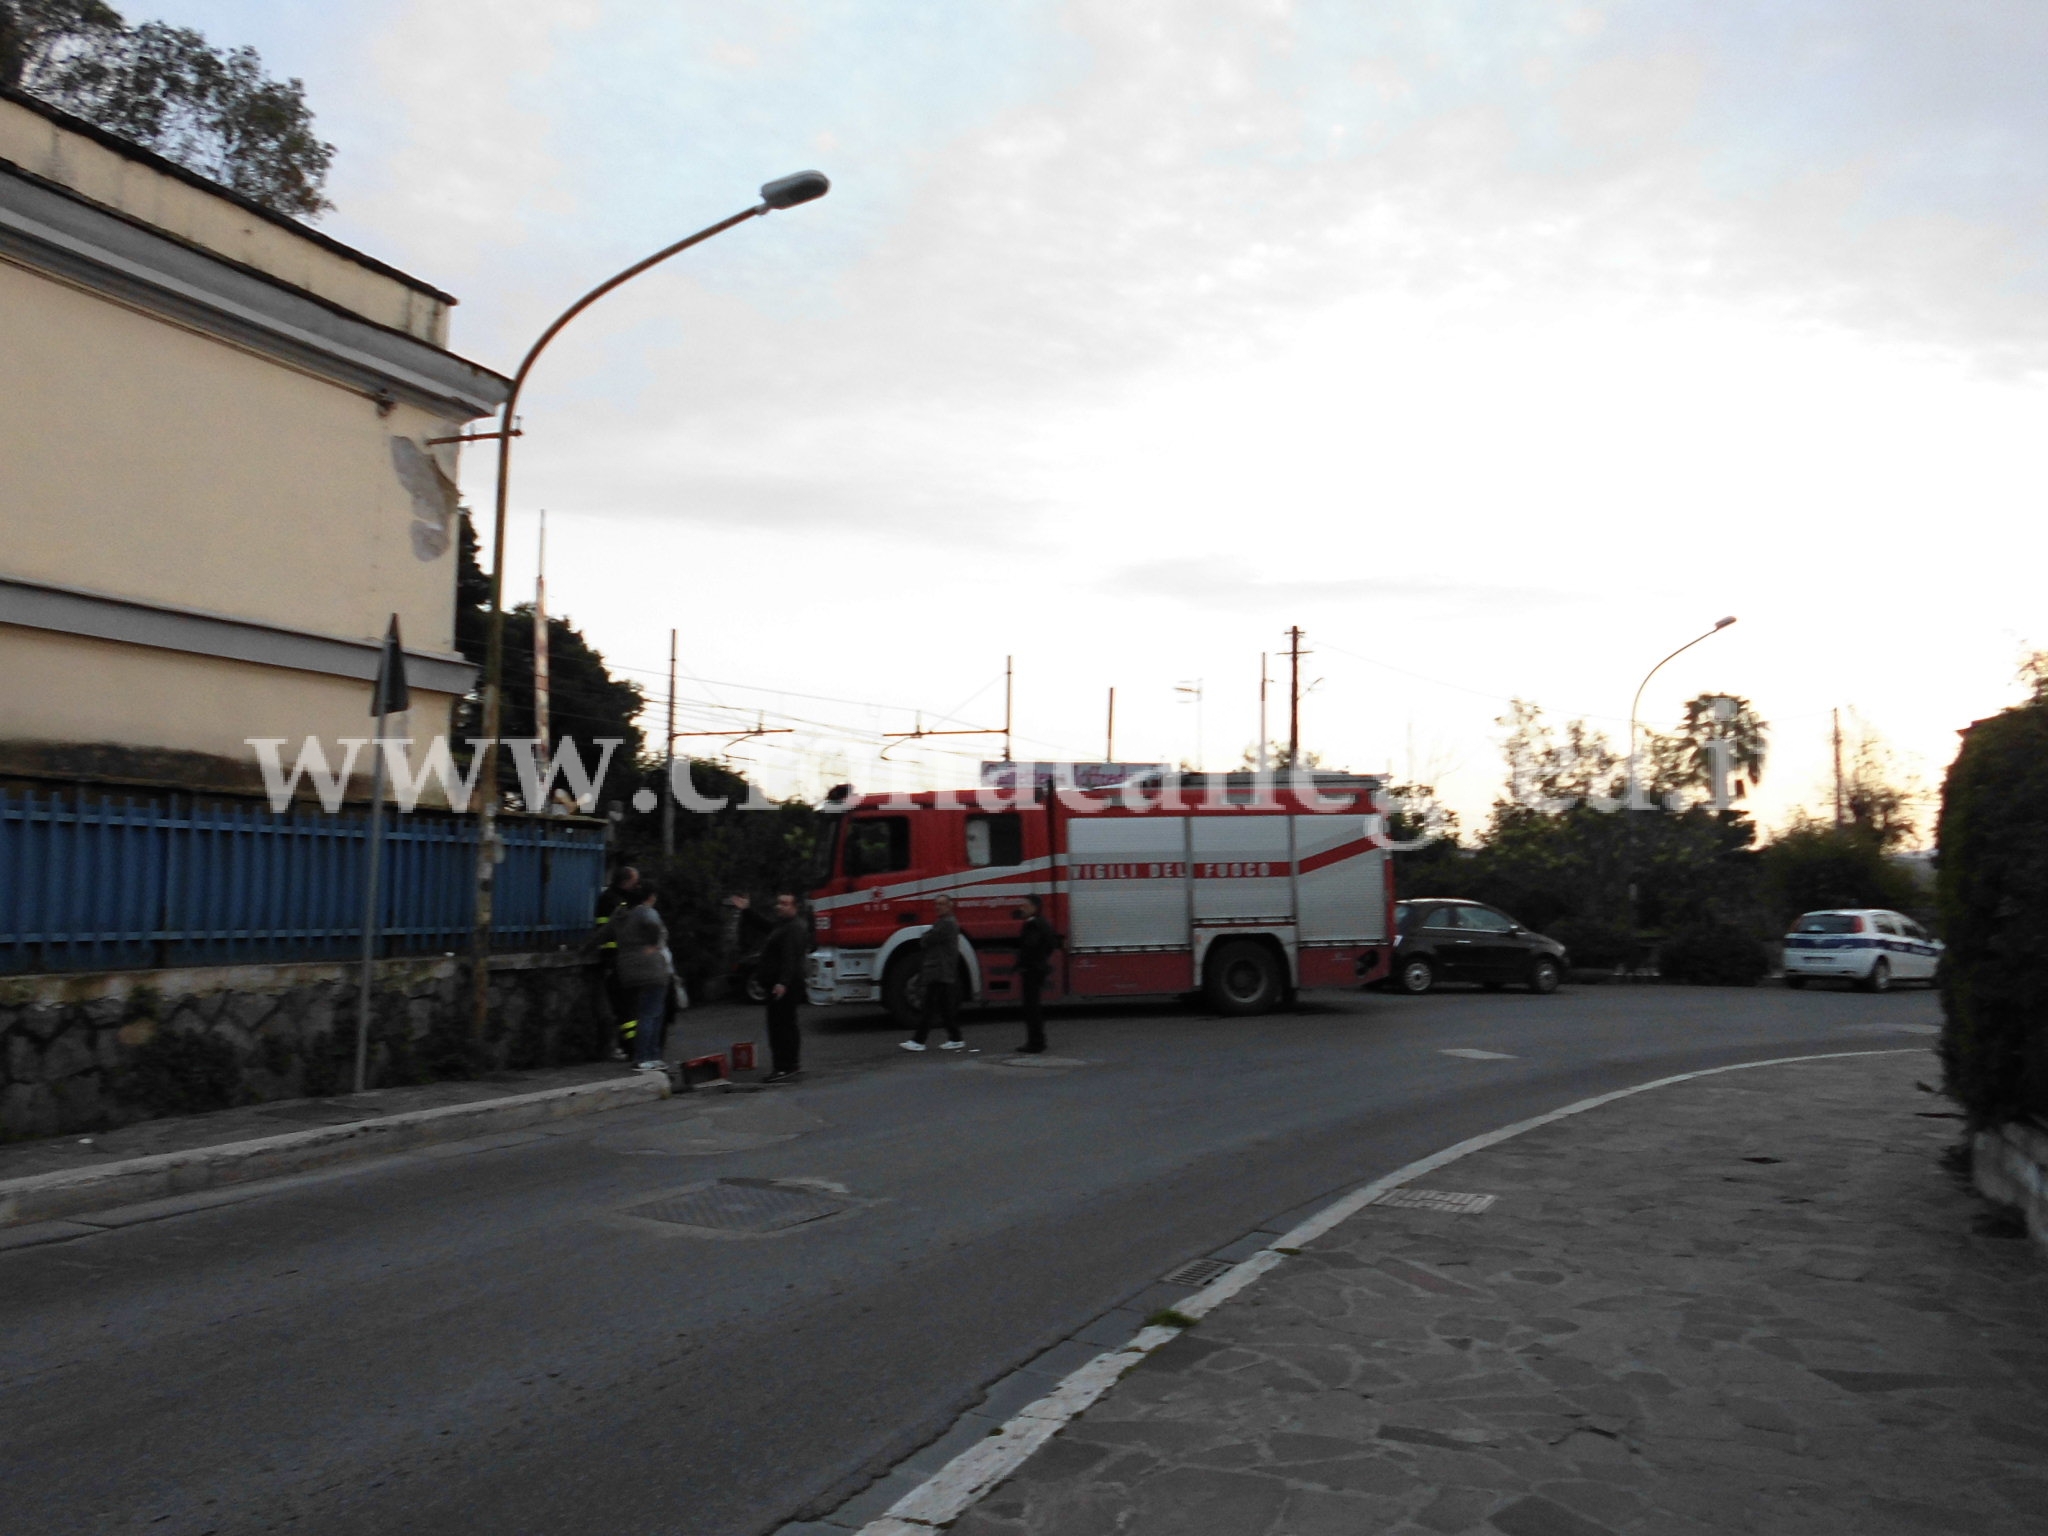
(610, 885, 673, 1075)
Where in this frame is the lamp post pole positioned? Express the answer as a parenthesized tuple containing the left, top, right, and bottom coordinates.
(468, 172, 830, 1040)
(1622, 615, 1737, 963)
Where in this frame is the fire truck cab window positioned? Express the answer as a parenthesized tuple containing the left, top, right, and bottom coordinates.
(965, 812, 1024, 868)
(843, 817, 911, 878)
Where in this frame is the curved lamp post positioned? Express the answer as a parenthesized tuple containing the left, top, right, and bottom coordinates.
(468, 171, 830, 1038)
(1627, 615, 1737, 806)
(1621, 614, 1736, 964)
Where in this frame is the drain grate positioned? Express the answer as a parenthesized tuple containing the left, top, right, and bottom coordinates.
(1369, 1188, 1497, 1215)
(625, 1178, 849, 1233)
(1161, 1257, 1237, 1288)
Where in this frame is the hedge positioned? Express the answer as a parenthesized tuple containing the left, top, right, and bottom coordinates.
(1937, 702, 2048, 1127)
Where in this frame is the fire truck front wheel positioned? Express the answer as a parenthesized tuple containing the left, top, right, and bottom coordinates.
(1205, 940, 1286, 1016)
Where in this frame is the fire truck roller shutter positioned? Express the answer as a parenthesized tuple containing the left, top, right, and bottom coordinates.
(1294, 815, 1387, 943)
(1190, 814, 1293, 923)
(1066, 816, 1189, 950)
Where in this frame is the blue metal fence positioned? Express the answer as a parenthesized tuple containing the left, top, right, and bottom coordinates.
(0, 788, 607, 975)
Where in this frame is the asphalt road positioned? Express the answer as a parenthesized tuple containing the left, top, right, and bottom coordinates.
(0, 980, 1942, 1536)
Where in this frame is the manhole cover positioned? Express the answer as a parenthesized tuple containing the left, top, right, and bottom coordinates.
(1161, 1257, 1236, 1288)
(625, 1178, 849, 1233)
(1370, 1188, 1497, 1214)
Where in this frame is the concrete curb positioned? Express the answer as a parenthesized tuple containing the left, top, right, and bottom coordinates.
(0, 1074, 671, 1229)
(850, 1048, 1920, 1536)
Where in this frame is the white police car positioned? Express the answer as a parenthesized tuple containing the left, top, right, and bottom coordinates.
(1782, 909, 1941, 991)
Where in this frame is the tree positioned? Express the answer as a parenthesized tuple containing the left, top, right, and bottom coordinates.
(1757, 816, 1917, 926)
(453, 516, 645, 814)
(1937, 699, 2048, 1126)
(1238, 741, 1324, 771)
(1672, 694, 1767, 801)
(1, 0, 334, 219)
(1838, 717, 1922, 851)
(1494, 699, 1622, 811)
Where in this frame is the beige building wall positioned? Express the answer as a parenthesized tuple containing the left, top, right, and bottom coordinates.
(3, 628, 457, 777)
(0, 90, 508, 800)
(2, 259, 461, 650)
(0, 94, 450, 344)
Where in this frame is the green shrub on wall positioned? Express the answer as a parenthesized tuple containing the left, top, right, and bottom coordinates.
(1938, 703, 2048, 1126)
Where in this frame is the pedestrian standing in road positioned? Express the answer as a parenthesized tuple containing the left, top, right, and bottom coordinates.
(902, 894, 966, 1052)
(594, 865, 640, 1061)
(609, 884, 672, 1075)
(757, 891, 809, 1083)
(1015, 894, 1061, 1055)
(722, 892, 774, 1001)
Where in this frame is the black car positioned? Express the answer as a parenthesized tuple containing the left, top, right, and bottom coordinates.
(1389, 899, 1567, 995)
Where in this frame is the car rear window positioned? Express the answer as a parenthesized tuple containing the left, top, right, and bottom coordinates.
(1793, 913, 1864, 934)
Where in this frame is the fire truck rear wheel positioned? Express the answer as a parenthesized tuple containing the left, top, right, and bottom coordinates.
(1205, 940, 1285, 1016)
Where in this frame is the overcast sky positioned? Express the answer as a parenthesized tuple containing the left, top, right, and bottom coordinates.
(148, 1, 2048, 839)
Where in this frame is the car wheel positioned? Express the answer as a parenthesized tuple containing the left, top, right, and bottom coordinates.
(742, 975, 768, 1005)
(1397, 957, 1436, 995)
(1205, 940, 1285, 1015)
(1784, 976, 1806, 990)
(882, 952, 926, 1028)
(1528, 956, 1561, 995)
(1861, 959, 1892, 994)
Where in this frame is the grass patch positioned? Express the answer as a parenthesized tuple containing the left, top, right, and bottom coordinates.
(1145, 1308, 1198, 1330)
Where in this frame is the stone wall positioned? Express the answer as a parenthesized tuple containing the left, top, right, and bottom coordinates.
(0, 952, 606, 1140)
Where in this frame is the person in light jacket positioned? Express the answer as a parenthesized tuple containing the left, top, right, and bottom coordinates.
(902, 894, 967, 1052)
(610, 884, 672, 1074)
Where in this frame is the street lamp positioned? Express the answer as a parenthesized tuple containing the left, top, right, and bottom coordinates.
(1622, 615, 1736, 961)
(1626, 615, 1736, 804)
(467, 172, 830, 1038)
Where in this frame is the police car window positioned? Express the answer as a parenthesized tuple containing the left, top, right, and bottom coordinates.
(966, 812, 1024, 868)
(844, 817, 912, 878)
(1874, 915, 1900, 936)
(1461, 908, 1516, 933)
(1421, 906, 1462, 930)
(1794, 913, 1862, 934)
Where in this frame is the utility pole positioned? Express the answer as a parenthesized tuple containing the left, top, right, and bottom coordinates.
(1258, 652, 1269, 773)
(1832, 708, 1845, 828)
(533, 511, 549, 780)
(1106, 687, 1116, 762)
(1004, 655, 1014, 764)
(1286, 625, 1306, 770)
(662, 629, 677, 855)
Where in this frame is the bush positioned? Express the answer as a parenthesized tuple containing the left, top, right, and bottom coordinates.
(1542, 916, 1632, 971)
(1657, 924, 1768, 986)
(1758, 822, 1917, 927)
(1937, 703, 2048, 1127)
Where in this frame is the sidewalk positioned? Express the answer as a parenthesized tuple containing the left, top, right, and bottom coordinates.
(902, 1050, 2048, 1536)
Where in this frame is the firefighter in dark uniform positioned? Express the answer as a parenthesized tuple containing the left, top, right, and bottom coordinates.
(757, 891, 809, 1083)
(1015, 894, 1061, 1054)
(594, 866, 640, 1060)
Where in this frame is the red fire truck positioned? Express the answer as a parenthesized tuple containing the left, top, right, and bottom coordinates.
(803, 772, 1394, 1023)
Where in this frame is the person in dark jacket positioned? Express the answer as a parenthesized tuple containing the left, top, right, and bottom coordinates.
(1015, 894, 1061, 1054)
(902, 894, 966, 1052)
(594, 866, 640, 1060)
(756, 891, 809, 1083)
(609, 884, 672, 1074)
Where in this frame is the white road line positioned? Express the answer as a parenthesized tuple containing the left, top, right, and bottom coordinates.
(852, 1047, 1922, 1535)
(1441, 1047, 1518, 1059)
